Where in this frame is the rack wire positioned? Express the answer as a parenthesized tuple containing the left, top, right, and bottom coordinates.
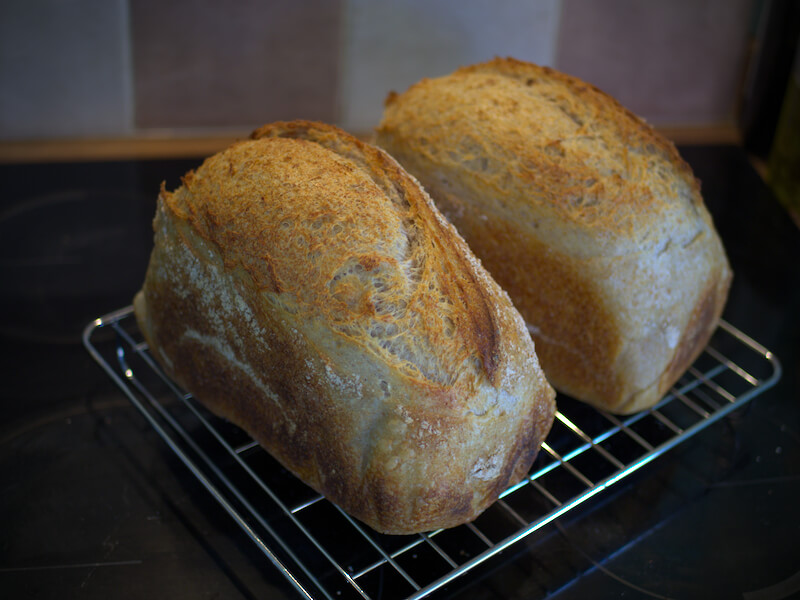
(84, 307, 781, 599)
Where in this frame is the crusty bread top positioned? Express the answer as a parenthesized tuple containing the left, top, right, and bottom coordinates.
(376, 58, 731, 413)
(163, 119, 541, 395)
(142, 120, 556, 532)
(378, 57, 711, 259)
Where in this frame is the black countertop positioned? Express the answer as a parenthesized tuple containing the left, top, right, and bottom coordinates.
(1, 145, 798, 599)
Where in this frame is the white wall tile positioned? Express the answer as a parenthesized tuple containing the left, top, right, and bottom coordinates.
(0, 0, 132, 140)
(338, 0, 562, 134)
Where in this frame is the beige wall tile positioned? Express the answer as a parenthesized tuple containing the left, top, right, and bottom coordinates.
(555, 0, 754, 125)
(338, 0, 562, 134)
(131, 0, 342, 130)
(0, 0, 132, 140)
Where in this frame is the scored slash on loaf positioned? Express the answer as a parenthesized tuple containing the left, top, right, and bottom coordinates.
(134, 120, 556, 535)
(376, 57, 732, 414)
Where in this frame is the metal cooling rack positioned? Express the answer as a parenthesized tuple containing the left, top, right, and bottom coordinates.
(84, 307, 781, 600)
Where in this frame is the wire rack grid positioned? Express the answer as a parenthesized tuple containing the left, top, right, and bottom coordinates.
(83, 307, 781, 600)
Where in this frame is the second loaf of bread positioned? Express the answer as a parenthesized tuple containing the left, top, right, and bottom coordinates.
(376, 58, 732, 414)
(134, 120, 556, 534)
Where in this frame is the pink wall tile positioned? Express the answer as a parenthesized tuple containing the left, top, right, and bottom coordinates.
(130, 0, 342, 130)
(555, 0, 754, 125)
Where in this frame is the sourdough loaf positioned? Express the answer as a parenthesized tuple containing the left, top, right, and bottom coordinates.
(134, 120, 556, 534)
(376, 58, 732, 414)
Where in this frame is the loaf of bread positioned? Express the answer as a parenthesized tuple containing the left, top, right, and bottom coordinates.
(376, 58, 732, 414)
(133, 120, 556, 534)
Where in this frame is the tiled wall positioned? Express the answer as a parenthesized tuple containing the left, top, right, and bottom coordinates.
(0, 0, 755, 142)
(338, 0, 561, 132)
(130, 0, 343, 129)
(0, 0, 133, 139)
(556, 0, 755, 125)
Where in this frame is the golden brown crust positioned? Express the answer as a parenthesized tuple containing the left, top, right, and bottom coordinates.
(376, 58, 732, 414)
(135, 120, 556, 533)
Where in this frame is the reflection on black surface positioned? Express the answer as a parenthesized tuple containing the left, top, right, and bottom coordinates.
(0, 189, 151, 342)
(0, 159, 200, 343)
